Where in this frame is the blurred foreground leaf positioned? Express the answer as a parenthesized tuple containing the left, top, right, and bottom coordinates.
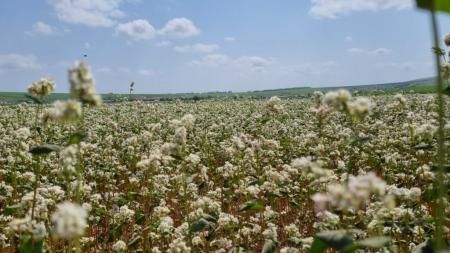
(29, 145, 61, 155)
(416, 0, 450, 14)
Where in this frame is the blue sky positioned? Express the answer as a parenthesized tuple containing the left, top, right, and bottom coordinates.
(0, 0, 449, 93)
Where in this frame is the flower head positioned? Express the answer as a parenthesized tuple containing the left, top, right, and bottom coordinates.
(51, 202, 88, 239)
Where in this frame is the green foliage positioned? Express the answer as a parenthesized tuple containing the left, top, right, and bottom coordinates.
(239, 200, 264, 212)
(189, 218, 210, 233)
(29, 145, 61, 155)
(354, 237, 390, 250)
(21, 237, 43, 253)
(416, 0, 450, 14)
(310, 231, 354, 253)
(412, 239, 435, 253)
(310, 231, 390, 253)
(69, 132, 87, 145)
(128, 236, 141, 249)
(24, 94, 43, 105)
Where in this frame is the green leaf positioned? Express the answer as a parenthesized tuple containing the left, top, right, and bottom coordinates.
(25, 95, 42, 105)
(261, 240, 277, 253)
(356, 237, 390, 248)
(29, 145, 61, 155)
(202, 214, 218, 223)
(309, 238, 328, 253)
(239, 200, 264, 212)
(412, 239, 435, 253)
(4, 204, 22, 215)
(430, 164, 450, 173)
(414, 143, 433, 150)
(189, 218, 209, 233)
(128, 236, 141, 248)
(310, 231, 354, 253)
(69, 132, 87, 145)
(416, 0, 450, 14)
(21, 238, 43, 253)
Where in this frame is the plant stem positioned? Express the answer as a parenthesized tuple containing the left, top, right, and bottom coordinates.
(430, 9, 447, 250)
(31, 156, 41, 221)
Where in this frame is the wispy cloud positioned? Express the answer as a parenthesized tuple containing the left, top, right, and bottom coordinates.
(309, 0, 413, 19)
(48, 0, 127, 27)
(138, 68, 153, 76)
(32, 21, 55, 35)
(224, 37, 236, 42)
(115, 19, 156, 40)
(158, 18, 200, 38)
(0, 54, 40, 72)
(347, 47, 392, 56)
(174, 43, 219, 54)
(190, 54, 273, 72)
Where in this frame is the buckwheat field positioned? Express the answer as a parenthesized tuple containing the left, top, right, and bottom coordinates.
(0, 61, 448, 253)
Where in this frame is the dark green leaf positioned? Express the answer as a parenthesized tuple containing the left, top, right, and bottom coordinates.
(18, 184, 33, 191)
(430, 164, 450, 173)
(261, 240, 277, 253)
(239, 200, 264, 212)
(29, 145, 61, 155)
(202, 214, 218, 223)
(356, 237, 390, 248)
(310, 231, 354, 253)
(416, 0, 450, 14)
(412, 239, 435, 253)
(309, 238, 328, 253)
(128, 236, 141, 248)
(189, 218, 209, 233)
(414, 143, 433, 150)
(21, 237, 43, 253)
(4, 204, 22, 215)
(25, 95, 43, 105)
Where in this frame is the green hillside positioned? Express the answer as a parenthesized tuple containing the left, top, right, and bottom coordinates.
(0, 77, 439, 104)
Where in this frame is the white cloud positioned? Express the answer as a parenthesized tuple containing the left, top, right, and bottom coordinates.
(0, 54, 40, 72)
(48, 0, 125, 27)
(224, 37, 236, 42)
(309, 0, 413, 18)
(235, 56, 273, 71)
(345, 36, 353, 42)
(159, 18, 200, 38)
(32, 21, 55, 35)
(174, 43, 219, 54)
(85, 42, 91, 50)
(347, 47, 392, 55)
(138, 69, 153, 76)
(116, 19, 156, 40)
(191, 54, 273, 72)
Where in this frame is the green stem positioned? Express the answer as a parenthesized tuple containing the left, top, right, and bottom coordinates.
(430, 10, 447, 250)
(31, 157, 41, 221)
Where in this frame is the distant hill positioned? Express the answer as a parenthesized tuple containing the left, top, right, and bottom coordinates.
(0, 77, 438, 104)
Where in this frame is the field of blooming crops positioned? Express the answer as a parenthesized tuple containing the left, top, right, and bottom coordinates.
(0, 63, 448, 253)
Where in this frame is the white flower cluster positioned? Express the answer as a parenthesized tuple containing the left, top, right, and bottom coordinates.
(266, 96, 284, 113)
(42, 100, 82, 125)
(51, 202, 88, 239)
(28, 78, 55, 97)
(69, 62, 102, 106)
(312, 172, 387, 212)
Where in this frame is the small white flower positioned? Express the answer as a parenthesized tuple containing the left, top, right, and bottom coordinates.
(51, 202, 88, 239)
